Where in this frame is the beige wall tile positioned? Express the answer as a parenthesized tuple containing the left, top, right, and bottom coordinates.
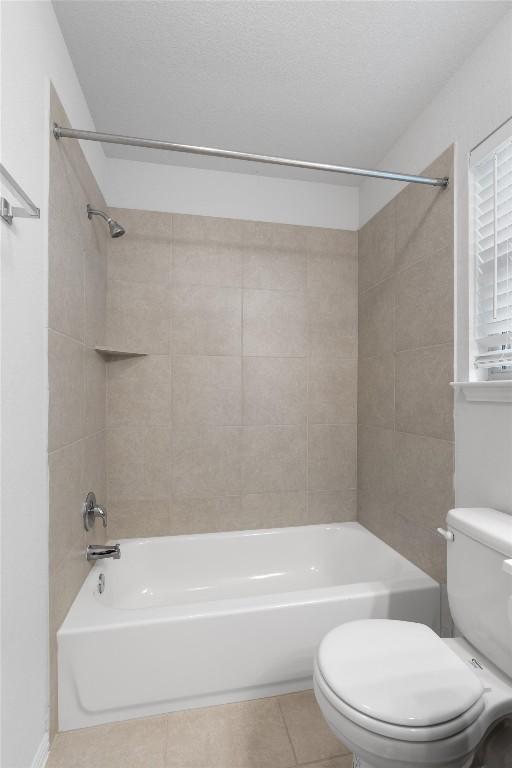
(173, 355, 241, 425)
(48, 146, 85, 341)
(357, 488, 395, 549)
(302, 226, 356, 256)
(242, 221, 308, 291)
(49, 442, 86, 575)
(107, 355, 172, 427)
(107, 426, 171, 502)
(308, 291, 357, 358)
(308, 424, 357, 491)
(390, 512, 446, 583)
(240, 491, 306, 528)
(307, 490, 357, 522)
(107, 280, 170, 354)
(357, 426, 395, 545)
(47, 714, 168, 768)
(395, 147, 454, 272)
(82, 432, 107, 506)
(173, 214, 243, 288)
(307, 250, 356, 297)
(395, 245, 453, 351)
(170, 496, 242, 534)
(308, 358, 356, 424)
(244, 289, 306, 356)
(84, 246, 107, 347)
(395, 344, 453, 441)
(48, 330, 84, 451)
(84, 347, 106, 436)
(243, 357, 306, 425)
(172, 284, 241, 355)
(394, 431, 454, 532)
(241, 426, 306, 493)
(243, 248, 306, 292)
(279, 690, 349, 763)
(358, 198, 395, 294)
(357, 146, 454, 583)
(166, 698, 296, 768)
(357, 426, 394, 498)
(107, 208, 172, 285)
(173, 425, 242, 498)
(358, 276, 395, 358)
(357, 354, 395, 430)
(108, 500, 170, 539)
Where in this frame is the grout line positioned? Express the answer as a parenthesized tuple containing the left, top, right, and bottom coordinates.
(358, 239, 452, 299)
(276, 697, 299, 767)
(358, 338, 453, 361)
(48, 428, 106, 457)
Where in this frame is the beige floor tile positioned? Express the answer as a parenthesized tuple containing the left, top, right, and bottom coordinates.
(301, 756, 353, 768)
(166, 699, 296, 768)
(47, 715, 167, 768)
(279, 691, 349, 764)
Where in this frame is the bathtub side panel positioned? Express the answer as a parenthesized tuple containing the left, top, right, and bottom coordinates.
(58, 581, 439, 730)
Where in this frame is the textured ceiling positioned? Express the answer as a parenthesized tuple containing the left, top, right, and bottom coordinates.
(53, 0, 510, 185)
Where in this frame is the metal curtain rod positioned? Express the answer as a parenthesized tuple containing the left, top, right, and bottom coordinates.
(53, 124, 449, 188)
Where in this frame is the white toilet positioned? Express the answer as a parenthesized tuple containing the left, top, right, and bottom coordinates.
(314, 507, 512, 768)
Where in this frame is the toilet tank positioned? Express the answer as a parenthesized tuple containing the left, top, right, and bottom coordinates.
(447, 507, 512, 678)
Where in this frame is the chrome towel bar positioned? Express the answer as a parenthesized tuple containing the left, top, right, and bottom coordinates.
(0, 163, 40, 225)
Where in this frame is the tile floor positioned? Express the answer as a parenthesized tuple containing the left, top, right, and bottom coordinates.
(47, 690, 352, 768)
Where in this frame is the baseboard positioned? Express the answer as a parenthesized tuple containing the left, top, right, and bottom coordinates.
(30, 734, 49, 768)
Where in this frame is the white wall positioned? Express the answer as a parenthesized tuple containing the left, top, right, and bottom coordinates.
(103, 158, 359, 230)
(0, 3, 104, 766)
(358, 11, 512, 516)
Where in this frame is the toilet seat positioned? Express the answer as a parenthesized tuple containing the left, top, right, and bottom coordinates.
(316, 620, 485, 742)
(315, 661, 485, 742)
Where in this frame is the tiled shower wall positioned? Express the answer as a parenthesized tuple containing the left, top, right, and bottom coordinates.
(104, 213, 358, 537)
(48, 89, 108, 735)
(357, 147, 454, 583)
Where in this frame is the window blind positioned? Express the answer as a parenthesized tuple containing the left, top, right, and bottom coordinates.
(473, 130, 512, 378)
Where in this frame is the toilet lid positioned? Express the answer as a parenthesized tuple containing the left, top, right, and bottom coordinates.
(317, 620, 484, 728)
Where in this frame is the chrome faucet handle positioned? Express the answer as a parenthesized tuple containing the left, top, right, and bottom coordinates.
(94, 504, 107, 528)
(83, 491, 107, 531)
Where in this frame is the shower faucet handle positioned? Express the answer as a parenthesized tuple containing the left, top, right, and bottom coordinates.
(83, 491, 107, 531)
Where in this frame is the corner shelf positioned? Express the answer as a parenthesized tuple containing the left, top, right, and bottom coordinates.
(94, 346, 147, 359)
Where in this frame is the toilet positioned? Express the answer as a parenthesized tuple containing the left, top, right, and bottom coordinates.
(313, 507, 512, 768)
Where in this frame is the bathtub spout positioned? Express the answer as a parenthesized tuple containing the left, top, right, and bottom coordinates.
(86, 543, 121, 561)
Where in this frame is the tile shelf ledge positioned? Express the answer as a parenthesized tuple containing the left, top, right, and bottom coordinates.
(94, 346, 148, 359)
(451, 381, 512, 403)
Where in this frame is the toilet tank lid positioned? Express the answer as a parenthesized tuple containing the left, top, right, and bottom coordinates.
(447, 507, 512, 556)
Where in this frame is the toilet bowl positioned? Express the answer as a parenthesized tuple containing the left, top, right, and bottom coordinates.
(313, 508, 512, 768)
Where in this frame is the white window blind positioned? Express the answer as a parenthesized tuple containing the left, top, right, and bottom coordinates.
(472, 126, 512, 379)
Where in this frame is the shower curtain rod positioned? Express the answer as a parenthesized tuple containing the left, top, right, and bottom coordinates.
(53, 124, 449, 188)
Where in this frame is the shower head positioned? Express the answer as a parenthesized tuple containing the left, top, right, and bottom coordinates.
(86, 204, 125, 238)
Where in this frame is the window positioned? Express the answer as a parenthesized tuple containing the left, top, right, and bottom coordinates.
(471, 122, 512, 380)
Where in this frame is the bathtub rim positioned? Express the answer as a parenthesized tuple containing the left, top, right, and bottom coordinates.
(58, 522, 439, 634)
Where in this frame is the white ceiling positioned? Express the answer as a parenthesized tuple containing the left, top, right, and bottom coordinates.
(53, 0, 511, 185)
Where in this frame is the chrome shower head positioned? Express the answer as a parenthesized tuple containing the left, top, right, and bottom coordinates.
(108, 219, 125, 238)
(86, 204, 125, 238)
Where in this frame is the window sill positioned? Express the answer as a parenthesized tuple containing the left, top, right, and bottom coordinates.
(451, 381, 512, 403)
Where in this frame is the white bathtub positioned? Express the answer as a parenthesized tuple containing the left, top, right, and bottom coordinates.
(58, 522, 439, 731)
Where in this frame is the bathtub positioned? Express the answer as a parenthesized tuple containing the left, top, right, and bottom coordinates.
(58, 522, 439, 730)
